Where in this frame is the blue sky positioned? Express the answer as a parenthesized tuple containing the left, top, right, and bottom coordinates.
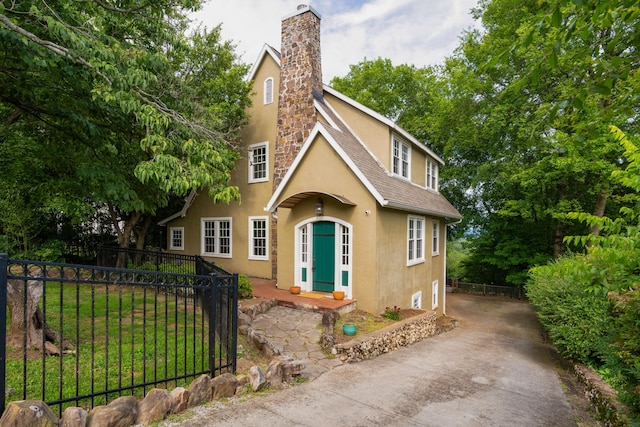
(192, 0, 480, 81)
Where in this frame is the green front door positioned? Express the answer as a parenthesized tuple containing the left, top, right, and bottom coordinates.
(312, 221, 335, 292)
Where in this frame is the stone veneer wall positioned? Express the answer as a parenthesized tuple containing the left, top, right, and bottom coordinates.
(332, 311, 438, 363)
(271, 6, 323, 278)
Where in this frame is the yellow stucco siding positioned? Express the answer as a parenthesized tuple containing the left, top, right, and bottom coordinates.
(273, 133, 380, 312)
(372, 209, 445, 317)
(163, 54, 280, 279)
(324, 92, 392, 170)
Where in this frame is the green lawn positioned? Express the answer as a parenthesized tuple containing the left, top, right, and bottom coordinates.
(5, 281, 221, 412)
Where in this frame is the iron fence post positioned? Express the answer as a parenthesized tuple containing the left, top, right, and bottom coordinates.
(208, 275, 216, 377)
(0, 254, 8, 416)
(231, 273, 238, 373)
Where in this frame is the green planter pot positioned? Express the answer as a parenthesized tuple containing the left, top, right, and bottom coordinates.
(343, 323, 357, 336)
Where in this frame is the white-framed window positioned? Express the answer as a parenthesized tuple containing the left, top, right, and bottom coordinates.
(248, 142, 268, 183)
(300, 226, 308, 263)
(264, 77, 274, 104)
(201, 218, 232, 258)
(341, 225, 350, 266)
(249, 216, 268, 260)
(169, 227, 184, 250)
(432, 220, 440, 256)
(407, 215, 425, 265)
(412, 291, 422, 309)
(432, 280, 439, 310)
(392, 137, 410, 179)
(426, 159, 438, 191)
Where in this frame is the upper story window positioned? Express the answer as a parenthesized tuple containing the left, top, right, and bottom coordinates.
(407, 215, 425, 266)
(201, 217, 232, 258)
(248, 142, 268, 183)
(392, 137, 410, 179)
(427, 159, 439, 191)
(264, 77, 274, 104)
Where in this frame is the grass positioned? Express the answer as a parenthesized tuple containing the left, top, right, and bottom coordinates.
(5, 281, 225, 413)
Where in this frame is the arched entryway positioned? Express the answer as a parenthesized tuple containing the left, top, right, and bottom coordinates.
(295, 217, 352, 297)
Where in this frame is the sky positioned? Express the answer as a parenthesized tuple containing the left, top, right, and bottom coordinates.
(191, 0, 481, 82)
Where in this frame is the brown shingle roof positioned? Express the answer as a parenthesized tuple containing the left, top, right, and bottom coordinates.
(318, 94, 462, 220)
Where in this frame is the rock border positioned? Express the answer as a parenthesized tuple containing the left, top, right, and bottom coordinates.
(332, 311, 438, 363)
(573, 363, 632, 426)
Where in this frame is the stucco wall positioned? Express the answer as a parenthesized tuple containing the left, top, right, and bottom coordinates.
(164, 54, 280, 279)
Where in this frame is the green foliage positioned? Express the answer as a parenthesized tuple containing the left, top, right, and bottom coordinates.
(33, 240, 68, 263)
(446, 239, 469, 280)
(528, 256, 611, 361)
(238, 274, 253, 299)
(528, 128, 640, 416)
(383, 306, 401, 321)
(0, 2, 252, 252)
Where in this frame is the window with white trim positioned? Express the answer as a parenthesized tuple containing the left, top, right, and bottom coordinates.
(426, 159, 438, 191)
(169, 227, 184, 250)
(412, 291, 422, 309)
(201, 218, 232, 258)
(249, 216, 268, 260)
(341, 225, 350, 266)
(432, 221, 440, 256)
(392, 137, 410, 179)
(407, 215, 425, 265)
(248, 142, 268, 183)
(432, 280, 439, 309)
(300, 226, 308, 263)
(264, 77, 274, 104)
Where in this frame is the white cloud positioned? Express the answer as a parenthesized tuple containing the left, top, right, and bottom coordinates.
(191, 0, 480, 81)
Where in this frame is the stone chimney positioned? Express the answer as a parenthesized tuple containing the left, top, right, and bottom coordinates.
(271, 4, 323, 279)
(273, 4, 323, 188)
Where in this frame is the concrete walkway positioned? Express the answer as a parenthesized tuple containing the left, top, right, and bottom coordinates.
(164, 293, 592, 426)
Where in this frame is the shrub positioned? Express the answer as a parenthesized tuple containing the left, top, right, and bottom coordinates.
(238, 274, 253, 299)
(383, 306, 401, 321)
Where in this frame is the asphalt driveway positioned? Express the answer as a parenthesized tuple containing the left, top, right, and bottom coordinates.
(164, 293, 595, 426)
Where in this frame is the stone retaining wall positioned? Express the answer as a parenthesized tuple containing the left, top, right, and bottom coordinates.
(332, 311, 437, 363)
(573, 364, 631, 426)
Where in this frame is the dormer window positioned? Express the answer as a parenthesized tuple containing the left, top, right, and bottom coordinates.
(426, 159, 438, 191)
(392, 137, 410, 179)
(264, 77, 274, 104)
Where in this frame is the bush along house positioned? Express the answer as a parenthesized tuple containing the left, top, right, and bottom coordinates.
(160, 4, 462, 316)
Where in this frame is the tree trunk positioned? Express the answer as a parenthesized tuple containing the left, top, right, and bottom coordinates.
(589, 189, 610, 237)
(108, 204, 142, 268)
(133, 215, 152, 251)
(553, 220, 565, 259)
(6, 269, 71, 356)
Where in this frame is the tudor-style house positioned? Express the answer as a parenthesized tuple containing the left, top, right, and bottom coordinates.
(160, 5, 461, 316)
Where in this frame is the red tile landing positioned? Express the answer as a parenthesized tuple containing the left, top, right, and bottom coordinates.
(249, 277, 356, 313)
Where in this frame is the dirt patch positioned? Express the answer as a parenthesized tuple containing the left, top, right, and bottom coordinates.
(334, 308, 425, 344)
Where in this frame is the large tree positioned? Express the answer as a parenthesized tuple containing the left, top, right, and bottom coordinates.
(0, 1, 252, 255)
(329, 0, 639, 285)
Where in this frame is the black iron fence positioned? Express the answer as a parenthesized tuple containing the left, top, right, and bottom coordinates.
(0, 252, 238, 416)
(452, 281, 523, 299)
(97, 245, 200, 275)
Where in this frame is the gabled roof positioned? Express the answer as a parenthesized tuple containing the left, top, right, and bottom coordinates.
(160, 44, 462, 226)
(247, 44, 280, 82)
(157, 189, 198, 226)
(266, 94, 462, 220)
(322, 85, 445, 165)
